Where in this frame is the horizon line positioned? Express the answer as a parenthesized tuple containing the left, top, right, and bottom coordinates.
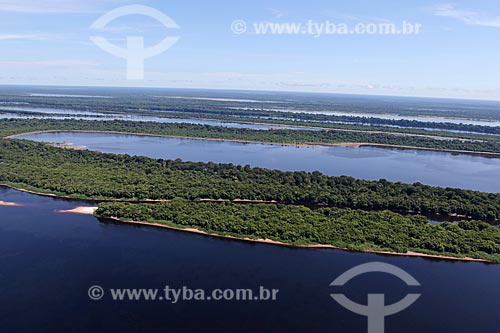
(1, 83, 500, 103)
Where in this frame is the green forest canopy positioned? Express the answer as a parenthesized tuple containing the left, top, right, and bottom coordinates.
(95, 201, 500, 262)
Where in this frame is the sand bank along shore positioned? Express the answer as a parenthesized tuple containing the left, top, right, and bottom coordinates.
(0, 200, 23, 207)
(56, 206, 98, 215)
(106, 217, 496, 264)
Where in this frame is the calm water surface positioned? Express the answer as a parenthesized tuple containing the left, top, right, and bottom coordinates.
(18, 131, 500, 193)
(0, 187, 499, 333)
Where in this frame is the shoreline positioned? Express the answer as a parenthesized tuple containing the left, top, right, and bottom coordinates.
(6, 130, 500, 157)
(105, 217, 497, 264)
(0, 184, 279, 205)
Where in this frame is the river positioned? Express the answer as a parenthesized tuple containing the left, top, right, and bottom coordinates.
(1, 187, 499, 332)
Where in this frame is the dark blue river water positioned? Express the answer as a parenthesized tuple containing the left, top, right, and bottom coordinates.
(1, 187, 500, 333)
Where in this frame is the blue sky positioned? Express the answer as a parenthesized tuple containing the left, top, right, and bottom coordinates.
(0, 0, 499, 100)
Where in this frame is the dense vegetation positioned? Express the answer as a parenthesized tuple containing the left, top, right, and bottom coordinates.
(1, 138, 500, 222)
(2, 119, 500, 154)
(95, 201, 500, 262)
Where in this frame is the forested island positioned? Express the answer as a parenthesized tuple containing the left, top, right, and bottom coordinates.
(95, 201, 500, 262)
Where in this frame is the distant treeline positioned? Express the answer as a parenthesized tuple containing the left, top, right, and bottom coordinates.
(233, 113, 500, 136)
(1, 138, 500, 222)
(153, 112, 500, 142)
(2, 94, 500, 136)
(142, 108, 500, 136)
(2, 89, 500, 120)
(95, 201, 500, 262)
(1, 119, 500, 154)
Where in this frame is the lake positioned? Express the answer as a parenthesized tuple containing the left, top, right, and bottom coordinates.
(17, 131, 500, 193)
(1, 186, 499, 332)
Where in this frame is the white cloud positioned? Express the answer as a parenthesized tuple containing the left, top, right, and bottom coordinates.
(0, 34, 47, 41)
(0, 59, 98, 67)
(434, 4, 500, 28)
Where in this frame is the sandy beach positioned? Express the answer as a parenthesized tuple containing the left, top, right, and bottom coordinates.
(56, 206, 98, 215)
(0, 200, 23, 207)
(107, 217, 496, 264)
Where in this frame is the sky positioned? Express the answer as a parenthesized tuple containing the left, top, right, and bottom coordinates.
(0, 0, 499, 100)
